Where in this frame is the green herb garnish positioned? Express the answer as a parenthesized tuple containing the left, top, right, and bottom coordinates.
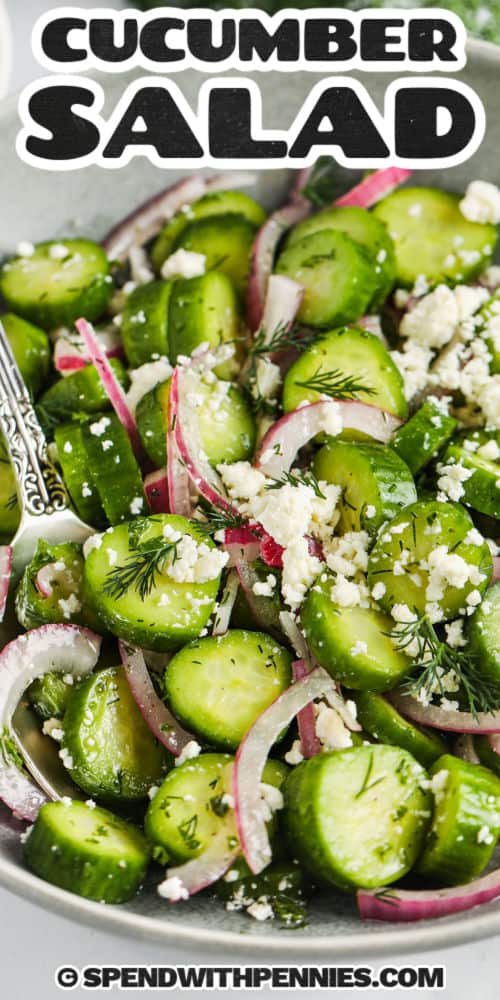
(296, 366, 376, 400)
(102, 535, 180, 601)
(265, 469, 326, 499)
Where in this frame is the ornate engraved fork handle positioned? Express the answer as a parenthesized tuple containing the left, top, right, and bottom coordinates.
(0, 325, 68, 517)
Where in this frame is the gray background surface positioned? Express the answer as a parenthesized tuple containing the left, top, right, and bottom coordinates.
(0, 0, 499, 995)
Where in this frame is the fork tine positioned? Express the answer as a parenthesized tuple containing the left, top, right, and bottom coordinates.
(0, 322, 30, 401)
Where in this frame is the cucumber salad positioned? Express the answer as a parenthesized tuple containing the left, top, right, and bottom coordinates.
(2, 164, 500, 927)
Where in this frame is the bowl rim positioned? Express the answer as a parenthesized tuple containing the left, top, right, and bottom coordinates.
(1, 33, 500, 956)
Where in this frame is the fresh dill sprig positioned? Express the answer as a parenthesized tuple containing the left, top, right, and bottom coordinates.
(265, 470, 326, 499)
(6, 492, 18, 511)
(296, 367, 377, 400)
(196, 507, 249, 537)
(249, 321, 316, 359)
(389, 612, 500, 718)
(103, 536, 180, 601)
(354, 751, 385, 799)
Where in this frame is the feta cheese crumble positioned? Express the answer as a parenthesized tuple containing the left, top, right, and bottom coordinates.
(460, 180, 500, 225)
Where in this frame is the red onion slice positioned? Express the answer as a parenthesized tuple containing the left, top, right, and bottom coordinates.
(233, 668, 338, 874)
(247, 199, 312, 333)
(292, 660, 322, 759)
(171, 367, 234, 513)
(119, 642, 194, 757)
(334, 168, 412, 209)
(259, 533, 285, 569)
(358, 869, 500, 923)
(390, 691, 500, 735)
(166, 387, 193, 519)
(256, 400, 402, 478)
(488, 734, 500, 755)
(259, 275, 304, 347)
(0, 546, 12, 624)
(454, 734, 480, 764)
(54, 329, 123, 375)
(161, 830, 240, 900)
(0, 625, 102, 820)
(212, 569, 240, 636)
(492, 557, 500, 583)
(223, 527, 261, 566)
(144, 469, 169, 514)
(103, 172, 256, 261)
(75, 318, 146, 465)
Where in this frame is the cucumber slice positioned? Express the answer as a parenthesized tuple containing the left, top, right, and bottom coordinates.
(121, 280, 171, 368)
(28, 671, 75, 722)
(0, 442, 20, 541)
(54, 423, 106, 527)
(15, 539, 93, 631)
(283, 745, 432, 890)
(416, 755, 500, 885)
(24, 800, 150, 903)
(82, 414, 148, 525)
(313, 440, 416, 537)
(373, 188, 496, 288)
(282, 326, 408, 420)
(275, 230, 376, 329)
(352, 691, 446, 768)
(0, 240, 112, 330)
(38, 359, 128, 429)
(301, 576, 410, 692)
(285, 205, 396, 309)
(83, 515, 222, 651)
(61, 665, 170, 802)
(173, 215, 258, 298)
(475, 736, 500, 777)
(1, 313, 50, 398)
(477, 290, 500, 374)
(441, 443, 500, 520)
(367, 500, 492, 622)
(151, 190, 266, 273)
(136, 377, 255, 470)
(468, 582, 500, 685)
(168, 272, 240, 379)
(164, 630, 292, 750)
(145, 752, 287, 864)
(391, 401, 457, 475)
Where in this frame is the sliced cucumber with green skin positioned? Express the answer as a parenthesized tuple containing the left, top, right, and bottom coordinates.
(391, 401, 458, 475)
(1, 313, 50, 397)
(83, 515, 221, 652)
(475, 736, 500, 777)
(275, 230, 376, 329)
(24, 800, 150, 903)
(285, 205, 396, 309)
(38, 359, 128, 428)
(441, 443, 500, 520)
(468, 583, 500, 685)
(351, 691, 446, 768)
(151, 191, 266, 274)
(283, 745, 431, 891)
(173, 215, 258, 299)
(367, 500, 492, 622)
(301, 576, 410, 692)
(145, 752, 287, 864)
(416, 755, 500, 885)
(28, 671, 75, 722)
(164, 630, 292, 750)
(136, 377, 255, 470)
(121, 281, 171, 368)
(167, 271, 241, 380)
(282, 326, 408, 420)
(477, 290, 500, 374)
(82, 414, 148, 525)
(0, 240, 113, 330)
(54, 422, 106, 527)
(0, 444, 20, 541)
(313, 440, 416, 537)
(15, 539, 95, 631)
(215, 857, 308, 926)
(61, 666, 171, 802)
(373, 188, 496, 288)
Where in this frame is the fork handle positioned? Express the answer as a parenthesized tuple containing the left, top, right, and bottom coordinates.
(0, 326, 68, 517)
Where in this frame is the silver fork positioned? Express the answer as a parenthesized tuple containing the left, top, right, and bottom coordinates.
(0, 320, 94, 800)
(0, 319, 94, 581)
